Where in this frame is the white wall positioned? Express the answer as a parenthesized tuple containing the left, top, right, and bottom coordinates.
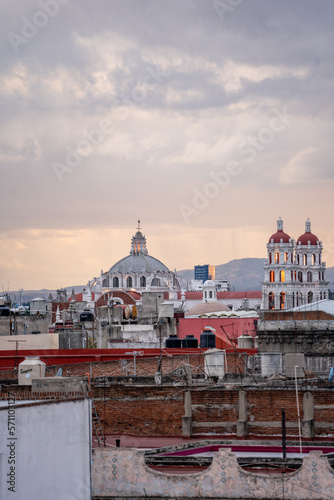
(0, 398, 91, 500)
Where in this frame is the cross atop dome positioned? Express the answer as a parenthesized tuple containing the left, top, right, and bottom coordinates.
(137, 219, 142, 231)
(305, 217, 311, 233)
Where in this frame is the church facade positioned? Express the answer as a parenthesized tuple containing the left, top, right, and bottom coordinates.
(262, 218, 328, 310)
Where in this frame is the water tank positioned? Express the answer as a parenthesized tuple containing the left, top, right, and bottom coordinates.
(237, 334, 254, 349)
(18, 357, 46, 386)
(80, 310, 95, 322)
(182, 335, 198, 348)
(261, 353, 283, 377)
(165, 334, 182, 348)
(204, 349, 225, 379)
(200, 329, 216, 348)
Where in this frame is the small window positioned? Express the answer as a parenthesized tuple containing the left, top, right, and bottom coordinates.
(126, 276, 132, 288)
(270, 270, 275, 283)
(113, 277, 119, 288)
(280, 270, 285, 283)
(275, 252, 280, 264)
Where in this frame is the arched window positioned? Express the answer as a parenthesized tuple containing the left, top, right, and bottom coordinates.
(209, 291, 213, 298)
(303, 254, 307, 265)
(322, 272, 324, 281)
(204, 291, 207, 299)
(298, 271, 303, 282)
(126, 276, 132, 288)
(102, 277, 109, 288)
(296, 292, 299, 306)
(275, 252, 280, 264)
(312, 254, 316, 265)
(307, 271, 312, 283)
(269, 253, 272, 264)
(284, 252, 288, 263)
(270, 270, 275, 283)
(280, 292, 286, 310)
(319, 271, 321, 281)
(292, 292, 295, 307)
(268, 292, 275, 310)
(291, 271, 294, 281)
(308, 291, 313, 303)
(291, 253, 293, 264)
(280, 270, 285, 282)
(324, 291, 326, 299)
(297, 254, 300, 265)
(140, 276, 146, 287)
(113, 277, 119, 288)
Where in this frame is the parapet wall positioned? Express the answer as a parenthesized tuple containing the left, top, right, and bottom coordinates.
(92, 447, 334, 499)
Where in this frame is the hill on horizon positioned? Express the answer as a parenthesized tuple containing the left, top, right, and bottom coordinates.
(7, 259, 334, 302)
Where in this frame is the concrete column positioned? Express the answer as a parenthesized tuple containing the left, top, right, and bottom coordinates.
(182, 390, 193, 437)
(237, 390, 247, 437)
(302, 391, 315, 438)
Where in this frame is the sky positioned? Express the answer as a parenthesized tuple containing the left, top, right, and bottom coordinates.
(1, 0, 334, 290)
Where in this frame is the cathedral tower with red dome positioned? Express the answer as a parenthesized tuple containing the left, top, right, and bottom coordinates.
(262, 218, 328, 310)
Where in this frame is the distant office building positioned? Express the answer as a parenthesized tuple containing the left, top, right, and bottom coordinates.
(194, 265, 215, 282)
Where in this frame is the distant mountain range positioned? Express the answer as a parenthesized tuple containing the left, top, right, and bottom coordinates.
(7, 258, 334, 303)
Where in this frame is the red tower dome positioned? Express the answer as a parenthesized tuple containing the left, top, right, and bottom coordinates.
(268, 217, 291, 244)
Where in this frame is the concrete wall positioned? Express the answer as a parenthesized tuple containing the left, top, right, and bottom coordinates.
(0, 398, 91, 500)
(0, 316, 49, 335)
(0, 333, 58, 350)
(92, 447, 334, 499)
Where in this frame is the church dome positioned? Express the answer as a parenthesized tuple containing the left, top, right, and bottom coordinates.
(297, 218, 319, 245)
(186, 302, 230, 317)
(109, 254, 169, 274)
(268, 217, 291, 244)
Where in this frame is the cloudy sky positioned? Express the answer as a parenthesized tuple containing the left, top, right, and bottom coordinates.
(1, 0, 334, 290)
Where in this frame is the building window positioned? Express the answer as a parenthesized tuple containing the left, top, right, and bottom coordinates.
(298, 271, 303, 283)
(322, 272, 324, 281)
(280, 292, 285, 310)
(284, 252, 288, 263)
(292, 292, 295, 307)
(269, 253, 272, 264)
(312, 254, 316, 265)
(126, 276, 132, 288)
(303, 254, 307, 265)
(324, 291, 326, 299)
(268, 292, 275, 309)
(113, 277, 119, 288)
(270, 270, 275, 283)
(308, 291, 313, 303)
(275, 252, 280, 264)
(296, 292, 299, 306)
(280, 270, 285, 283)
(209, 291, 213, 298)
(291, 271, 294, 281)
(140, 276, 146, 287)
(307, 271, 312, 283)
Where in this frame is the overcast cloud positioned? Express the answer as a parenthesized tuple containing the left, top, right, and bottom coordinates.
(1, 0, 334, 289)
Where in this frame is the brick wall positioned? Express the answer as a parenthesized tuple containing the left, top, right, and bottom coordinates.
(93, 385, 184, 436)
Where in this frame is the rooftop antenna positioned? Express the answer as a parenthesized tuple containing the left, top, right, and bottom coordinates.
(137, 219, 142, 231)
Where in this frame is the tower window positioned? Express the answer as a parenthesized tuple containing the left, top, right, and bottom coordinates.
(269, 253, 272, 264)
(270, 270, 275, 283)
(298, 272, 303, 282)
(280, 270, 285, 283)
(308, 291, 313, 303)
(307, 271, 312, 283)
(268, 292, 275, 310)
(284, 252, 288, 263)
(275, 252, 280, 264)
(126, 276, 133, 288)
(113, 277, 119, 288)
(280, 292, 286, 310)
(303, 254, 307, 266)
(312, 254, 316, 265)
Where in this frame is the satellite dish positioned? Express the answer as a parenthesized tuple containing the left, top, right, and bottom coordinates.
(56, 368, 63, 377)
(329, 367, 334, 382)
